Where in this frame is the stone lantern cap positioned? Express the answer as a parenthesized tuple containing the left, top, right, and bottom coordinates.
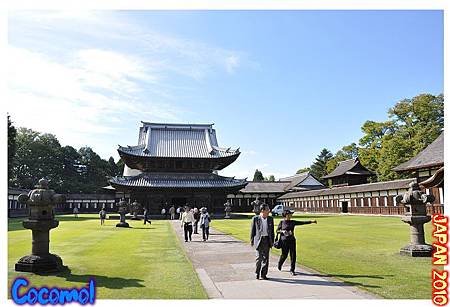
(17, 178, 65, 221)
(396, 182, 434, 216)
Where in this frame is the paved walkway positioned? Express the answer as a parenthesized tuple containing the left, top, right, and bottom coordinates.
(171, 221, 377, 299)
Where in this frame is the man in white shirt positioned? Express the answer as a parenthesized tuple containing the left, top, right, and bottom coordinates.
(250, 203, 275, 280)
(181, 206, 195, 242)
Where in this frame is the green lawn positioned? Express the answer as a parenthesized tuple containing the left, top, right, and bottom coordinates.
(212, 214, 434, 299)
(8, 214, 207, 299)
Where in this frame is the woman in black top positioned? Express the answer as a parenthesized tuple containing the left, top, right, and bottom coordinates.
(276, 208, 317, 275)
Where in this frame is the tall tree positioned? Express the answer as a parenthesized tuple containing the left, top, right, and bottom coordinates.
(11, 128, 64, 190)
(107, 156, 120, 177)
(310, 148, 333, 182)
(359, 93, 444, 181)
(265, 175, 275, 182)
(78, 146, 110, 193)
(8, 115, 17, 185)
(253, 169, 264, 182)
(116, 158, 125, 176)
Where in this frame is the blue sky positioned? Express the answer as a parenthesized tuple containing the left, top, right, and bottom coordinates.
(8, 10, 443, 179)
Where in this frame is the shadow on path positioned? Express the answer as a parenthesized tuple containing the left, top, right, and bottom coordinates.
(269, 277, 381, 289)
(299, 272, 394, 280)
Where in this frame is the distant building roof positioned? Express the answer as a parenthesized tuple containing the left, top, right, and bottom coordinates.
(278, 178, 415, 199)
(282, 172, 324, 191)
(239, 181, 290, 193)
(118, 122, 239, 159)
(110, 173, 247, 189)
(393, 132, 444, 172)
(322, 158, 374, 179)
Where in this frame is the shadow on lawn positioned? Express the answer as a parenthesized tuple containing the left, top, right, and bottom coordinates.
(46, 269, 146, 289)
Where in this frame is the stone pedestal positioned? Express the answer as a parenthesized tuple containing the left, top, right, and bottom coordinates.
(15, 179, 67, 273)
(116, 212, 130, 227)
(400, 216, 433, 257)
(15, 220, 66, 272)
(116, 199, 130, 228)
(397, 182, 434, 257)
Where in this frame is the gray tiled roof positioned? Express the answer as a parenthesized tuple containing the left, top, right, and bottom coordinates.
(118, 122, 239, 158)
(322, 158, 374, 179)
(239, 181, 290, 193)
(278, 178, 415, 199)
(393, 132, 444, 172)
(283, 172, 324, 191)
(110, 173, 247, 189)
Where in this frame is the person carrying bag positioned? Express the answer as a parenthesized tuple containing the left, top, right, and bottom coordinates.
(276, 208, 317, 275)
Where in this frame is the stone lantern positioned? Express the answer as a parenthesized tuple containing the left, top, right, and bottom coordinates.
(15, 178, 67, 273)
(251, 197, 262, 215)
(224, 201, 232, 219)
(130, 200, 141, 220)
(116, 199, 130, 228)
(396, 182, 435, 257)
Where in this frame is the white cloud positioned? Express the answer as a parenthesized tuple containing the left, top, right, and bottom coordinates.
(7, 45, 181, 158)
(7, 11, 255, 159)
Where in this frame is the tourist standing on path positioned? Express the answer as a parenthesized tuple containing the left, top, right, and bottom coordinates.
(99, 208, 107, 225)
(276, 209, 317, 275)
(250, 203, 274, 280)
(181, 206, 195, 242)
(73, 207, 79, 218)
(200, 207, 211, 241)
(143, 208, 151, 225)
(177, 207, 183, 220)
(193, 207, 200, 234)
(169, 205, 175, 220)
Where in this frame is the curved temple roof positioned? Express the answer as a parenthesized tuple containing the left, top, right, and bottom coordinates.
(393, 132, 444, 172)
(110, 172, 247, 189)
(322, 158, 374, 179)
(118, 122, 240, 159)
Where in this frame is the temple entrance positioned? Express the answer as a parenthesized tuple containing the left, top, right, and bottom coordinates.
(341, 201, 348, 213)
(172, 197, 187, 207)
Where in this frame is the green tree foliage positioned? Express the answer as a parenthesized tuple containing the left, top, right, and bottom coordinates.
(296, 93, 443, 183)
(108, 157, 121, 177)
(358, 93, 444, 181)
(310, 148, 333, 182)
(253, 169, 264, 182)
(116, 158, 125, 176)
(264, 175, 275, 182)
(10, 127, 122, 193)
(10, 128, 64, 190)
(8, 115, 17, 184)
(296, 167, 310, 174)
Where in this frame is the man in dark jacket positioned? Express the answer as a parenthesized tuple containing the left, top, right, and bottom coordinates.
(250, 203, 275, 280)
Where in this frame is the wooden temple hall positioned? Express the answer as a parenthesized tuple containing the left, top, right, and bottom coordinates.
(109, 122, 247, 213)
(278, 132, 444, 215)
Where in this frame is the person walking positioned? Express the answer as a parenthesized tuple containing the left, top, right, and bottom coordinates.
(143, 207, 151, 225)
(250, 203, 274, 280)
(73, 207, 79, 218)
(276, 208, 317, 275)
(177, 207, 182, 220)
(181, 206, 195, 242)
(169, 205, 175, 220)
(161, 207, 166, 218)
(199, 207, 211, 241)
(193, 207, 200, 234)
(99, 208, 107, 226)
